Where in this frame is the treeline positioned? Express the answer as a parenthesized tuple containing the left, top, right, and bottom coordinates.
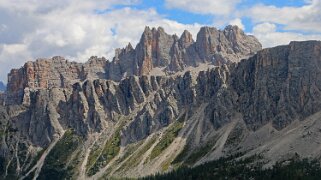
(142, 155, 321, 180)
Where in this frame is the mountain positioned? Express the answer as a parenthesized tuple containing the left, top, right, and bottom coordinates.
(6, 25, 261, 105)
(0, 26, 321, 179)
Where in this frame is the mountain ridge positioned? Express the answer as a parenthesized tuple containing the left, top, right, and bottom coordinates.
(0, 25, 321, 179)
(5, 25, 261, 105)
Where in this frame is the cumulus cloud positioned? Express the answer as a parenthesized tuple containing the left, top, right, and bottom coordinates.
(244, 0, 321, 48)
(0, 44, 31, 83)
(253, 22, 321, 48)
(229, 18, 244, 30)
(0, 0, 140, 13)
(246, 0, 321, 33)
(0, 0, 202, 82)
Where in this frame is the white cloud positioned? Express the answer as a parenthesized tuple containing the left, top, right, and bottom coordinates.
(165, 0, 241, 16)
(0, 44, 31, 83)
(241, 0, 321, 49)
(229, 18, 244, 30)
(246, 0, 321, 33)
(252, 22, 276, 34)
(0, 0, 140, 13)
(0, 0, 202, 82)
(253, 22, 321, 48)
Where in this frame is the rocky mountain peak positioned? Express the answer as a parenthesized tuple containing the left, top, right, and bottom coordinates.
(224, 24, 241, 31)
(142, 26, 167, 38)
(157, 26, 165, 33)
(51, 55, 66, 62)
(179, 30, 194, 48)
(134, 25, 261, 74)
(135, 26, 175, 74)
(125, 42, 134, 51)
(114, 43, 134, 60)
(197, 26, 219, 38)
(5, 25, 261, 105)
(223, 25, 243, 42)
(196, 25, 262, 64)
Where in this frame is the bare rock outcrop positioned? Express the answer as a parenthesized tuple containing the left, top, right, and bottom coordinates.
(6, 56, 107, 104)
(106, 25, 261, 79)
(196, 25, 261, 64)
(6, 25, 261, 106)
(232, 41, 321, 130)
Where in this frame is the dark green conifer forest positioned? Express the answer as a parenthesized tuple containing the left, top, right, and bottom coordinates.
(142, 155, 321, 180)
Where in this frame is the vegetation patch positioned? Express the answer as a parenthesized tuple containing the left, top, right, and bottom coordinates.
(184, 142, 215, 165)
(23, 148, 46, 174)
(173, 135, 218, 166)
(116, 140, 145, 164)
(17, 142, 30, 168)
(87, 131, 121, 176)
(37, 129, 83, 180)
(87, 120, 126, 176)
(117, 135, 157, 172)
(0, 157, 6, 179)
(0, 129, 6, 137)
(6, 156, 18, 179)
(172, 144, 189, 164)
(225, 123, 246, 147)
(86, 144, 102, 172)
(161, 158, 172, 172)
(149, 121, 183, 160)
(23, 170, 36, 180)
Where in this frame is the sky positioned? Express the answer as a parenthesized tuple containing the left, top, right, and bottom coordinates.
(0, 0, 321, 82)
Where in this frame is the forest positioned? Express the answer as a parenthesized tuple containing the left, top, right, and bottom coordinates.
(142, 154, 321, 180)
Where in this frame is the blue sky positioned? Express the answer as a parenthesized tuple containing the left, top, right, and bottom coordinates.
(128, 0, 307, 29)
(0, 0, 321, 82)
(131, 0, 214, 24)
(105, 0, 316, 33)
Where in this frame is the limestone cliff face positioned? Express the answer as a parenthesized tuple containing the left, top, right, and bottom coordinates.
(5, 41, 320, 141)
(6, 26, 260, 106)
(6, 40, 316, 144)
(106, 25, 261, 79)
(1, 25, 321, 180)
(136, 27, 175, 74)
(6, 56, 107, 104)
(232, 41, 321, 130)
(196, 25, 261, 64)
